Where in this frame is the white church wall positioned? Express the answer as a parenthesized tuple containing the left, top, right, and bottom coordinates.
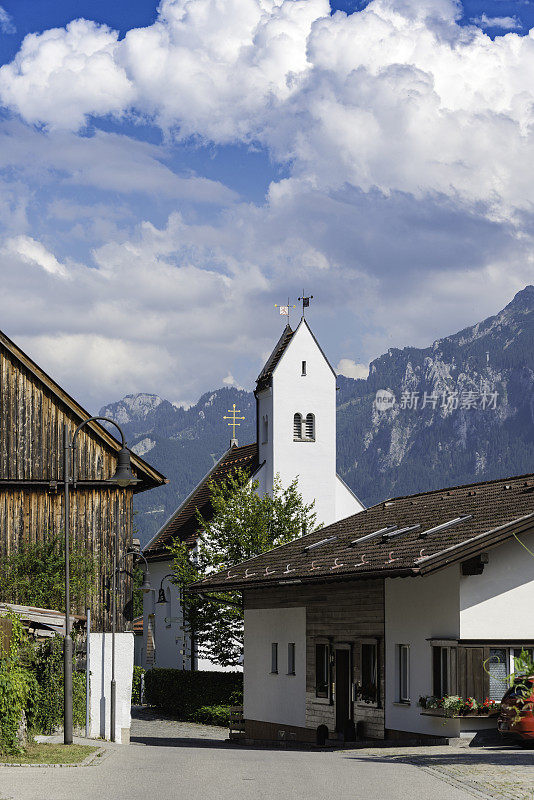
(460, 533, 534, 640)
(268, 321, 338, 528)
(335, 474, 364, 520)
(244, 607, 306, 727)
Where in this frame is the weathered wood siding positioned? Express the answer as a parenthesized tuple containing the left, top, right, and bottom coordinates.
(0, 341, 135, 631)
(0, 346, 120, 482)
(244, 580, 386, 740)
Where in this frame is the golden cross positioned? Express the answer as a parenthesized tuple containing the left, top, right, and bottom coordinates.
(223, 404, 245, 439)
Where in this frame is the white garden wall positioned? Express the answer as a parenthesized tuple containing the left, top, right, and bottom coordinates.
(88, 632, 133, 744)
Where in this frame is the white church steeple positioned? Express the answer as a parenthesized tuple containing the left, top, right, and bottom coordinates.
(254, 317, 363, 528)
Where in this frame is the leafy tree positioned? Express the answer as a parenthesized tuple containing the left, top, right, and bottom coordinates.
(0, 533, 96, 612)
(169, 469, 317, 666)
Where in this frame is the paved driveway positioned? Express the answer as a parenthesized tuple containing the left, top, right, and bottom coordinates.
(0, 713, 532, 800)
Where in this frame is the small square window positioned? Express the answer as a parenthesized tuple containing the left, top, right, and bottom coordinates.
(301, 361, 307, 376)
(288, 643, 296, 675)
(271, 643, 278, 674)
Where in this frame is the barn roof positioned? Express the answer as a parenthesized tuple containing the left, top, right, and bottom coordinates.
(144, 442, 260, 559)
(0, 329, 167, 492)
(192, 472, 534, 591)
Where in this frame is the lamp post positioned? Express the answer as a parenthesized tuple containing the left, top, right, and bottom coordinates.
(63, 416, 139, 745)
(110, 550, 151, 742)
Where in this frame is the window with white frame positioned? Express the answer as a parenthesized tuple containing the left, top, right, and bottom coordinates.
(288, 643, 296, 675)
(293, 413, 303, 441)
(398, 644, 410, 702)
(271, 642, 278, 674)
(305, 413, 315, 440)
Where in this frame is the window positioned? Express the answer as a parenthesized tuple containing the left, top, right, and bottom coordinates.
(288, 643, 296, 675)
(305, 413, 315, 440)
(315, 643, 329, 698)
(301, 360, 307, 376)
(271, 643, 278, 674)
(359, 642, 378, 704)
(398, 645, 410, 702)
(293, 413, 303, 440)
(433, 646, 452, 697)
(262, 415, 268, 444)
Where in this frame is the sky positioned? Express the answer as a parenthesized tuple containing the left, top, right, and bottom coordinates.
(0, 0, 534, 410)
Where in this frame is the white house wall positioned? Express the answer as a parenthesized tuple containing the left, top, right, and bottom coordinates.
(460, 533, 534, 640)
(244, 607, 306, 728)
(143, 558, 191, 670)
(385, 568, 460, 738)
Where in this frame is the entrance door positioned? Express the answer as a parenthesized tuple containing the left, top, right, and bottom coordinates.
(335, 649, 351, 733)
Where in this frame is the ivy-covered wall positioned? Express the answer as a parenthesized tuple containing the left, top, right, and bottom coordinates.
(0, 614, 86, 754)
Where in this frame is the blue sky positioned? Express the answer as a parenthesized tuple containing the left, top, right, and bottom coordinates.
(0, 0, 533, 409)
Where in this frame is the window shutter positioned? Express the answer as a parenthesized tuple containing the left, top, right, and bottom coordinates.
(305, 413, 315, 439)
(293, 413, 302, 439)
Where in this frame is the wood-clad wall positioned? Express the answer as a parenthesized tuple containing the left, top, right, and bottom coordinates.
(0, 342, 135, 631)
(0, 346, 119, 482)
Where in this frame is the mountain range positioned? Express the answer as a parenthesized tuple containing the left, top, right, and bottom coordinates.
(101, 286, 534, 546)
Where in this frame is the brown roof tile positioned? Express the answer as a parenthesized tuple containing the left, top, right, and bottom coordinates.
(193, 472, 534, 590)
(144, 442, 259, 558)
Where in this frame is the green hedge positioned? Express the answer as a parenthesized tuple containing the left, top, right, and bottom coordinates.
(144, 669, 242, 719)
(132, 666, 145, 704)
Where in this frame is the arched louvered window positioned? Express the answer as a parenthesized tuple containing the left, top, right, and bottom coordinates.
(293, 413, 303, 440)
(305, 413, 315, 440)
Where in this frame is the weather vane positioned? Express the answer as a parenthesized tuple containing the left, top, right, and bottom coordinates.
(223, 403, 245, 446)
(275, 297, 296, 326)
(298, 292, 313, 316)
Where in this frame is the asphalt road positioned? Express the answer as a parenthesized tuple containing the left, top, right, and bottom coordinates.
(0, 720, 479, 800)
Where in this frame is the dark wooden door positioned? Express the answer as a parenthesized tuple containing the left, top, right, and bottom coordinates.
(335, 649, 351, 732)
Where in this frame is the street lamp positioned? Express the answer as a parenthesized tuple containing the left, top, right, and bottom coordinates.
(110, 550, 151, 742)
(63, 416, 139, 745)
(156, 574, 176, 605)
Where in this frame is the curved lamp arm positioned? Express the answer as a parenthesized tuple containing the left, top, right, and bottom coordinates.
(70, 416, 127, 487)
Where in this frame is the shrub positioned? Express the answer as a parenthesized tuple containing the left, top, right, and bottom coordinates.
(191, 705, 231, 726)
(132, 666, 145, 705)
(144, 669, 242, 719)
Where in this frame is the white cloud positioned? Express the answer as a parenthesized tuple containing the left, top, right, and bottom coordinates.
(0, 6, 15, 34)
(3, 0, 534, 215)
(336, 358, 369, 379)
(473, 14, 522, 30)
(4, 235, 68, 277)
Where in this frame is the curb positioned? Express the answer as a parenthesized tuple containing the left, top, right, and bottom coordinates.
(0, 747, 110, 768)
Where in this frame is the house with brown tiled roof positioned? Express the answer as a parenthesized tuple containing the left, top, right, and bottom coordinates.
(194, 472, 534, 743)
(141, 317, 363, 670)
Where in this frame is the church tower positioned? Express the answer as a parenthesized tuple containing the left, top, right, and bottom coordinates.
(254, 317, 363, 528)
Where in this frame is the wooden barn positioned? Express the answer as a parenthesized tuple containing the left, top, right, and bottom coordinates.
(0, 329, 167, 631)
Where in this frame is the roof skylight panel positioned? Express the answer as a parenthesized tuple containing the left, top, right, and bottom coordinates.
(303, 535, 338, 551)
(418, 515, 472, 538)
(350, 526, 398, 545)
